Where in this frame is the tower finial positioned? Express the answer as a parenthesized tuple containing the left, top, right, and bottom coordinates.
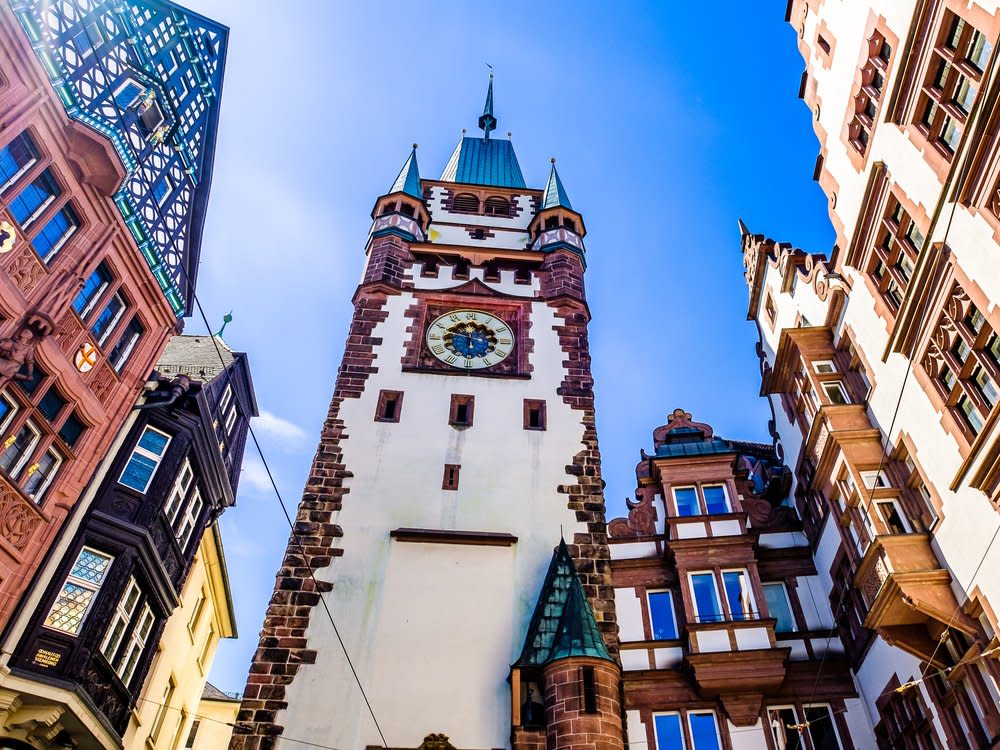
(215, 310, 233, 338)
(479, 65, 497, 139)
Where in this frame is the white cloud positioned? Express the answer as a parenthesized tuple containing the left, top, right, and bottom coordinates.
(253, 410, 307, 444)
(240, 459, 274, 495)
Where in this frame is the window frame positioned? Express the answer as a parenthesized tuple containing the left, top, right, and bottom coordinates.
(821, 380, 850, 405)
(647, 589, 679, 641)
(523, 399, 547, 431)
(30, 203, 80, 264)
(118, 426, 171, 493)
(913, 10, 994, 163)
(107, 315, 144, 372)
(0, 130, 40, 194)
(689, 571, 724, 624)
(762, 581, 798, 633)
(0, 419, 41, 479)
(91, 290, 127, 346)
(721, 568, 757, 621)
(22, 446, 62, 503)
(449, 394, 475, 427)
(374, 389, 403, 423)
(72, 262, 113, 320)
(7, 167, 61, 230)
(43, 546, 114, 636)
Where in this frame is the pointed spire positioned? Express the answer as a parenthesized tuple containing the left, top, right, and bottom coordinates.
(541, 158, 573, 211)
(388, 144, 422, 199)
(515, 539, 611, 667)
(478, 69, 497, 139)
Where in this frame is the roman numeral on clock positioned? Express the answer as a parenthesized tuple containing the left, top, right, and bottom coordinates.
(431, 345, 445, 355)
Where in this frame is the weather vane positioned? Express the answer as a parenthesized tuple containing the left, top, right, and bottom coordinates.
(215, 310, 233, 338)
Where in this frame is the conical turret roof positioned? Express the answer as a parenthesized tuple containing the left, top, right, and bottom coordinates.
(388, 145, 422, 199)
(515, 539, 611, 667)
(541, 160, 573, 211)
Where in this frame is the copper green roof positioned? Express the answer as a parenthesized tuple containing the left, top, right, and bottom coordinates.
(441, 136, 526, 188)
(541, 162, 573, 210)
(654, 436, 736, 458)
(388, 146, 422, 199)
(515, 540, 611, 667)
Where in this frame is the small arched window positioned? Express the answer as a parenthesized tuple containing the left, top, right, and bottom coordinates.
(544, 216, 559, 230)
(563, 217, 577, 232)
(452, 193, 479, 213)
(400, 203, 415, 217)
(380, 201, 395, 216)
(484, 196, 510, 217)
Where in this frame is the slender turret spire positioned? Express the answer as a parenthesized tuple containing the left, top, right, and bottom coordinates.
(541, 158, 573, 211)
(478, 69, 497, 139)
(388, 144, 422, 199)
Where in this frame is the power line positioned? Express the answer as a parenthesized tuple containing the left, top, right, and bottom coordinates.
(790, 80, 991, 736)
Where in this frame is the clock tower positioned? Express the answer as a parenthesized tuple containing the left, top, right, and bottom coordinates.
(232, 79, 621, 750)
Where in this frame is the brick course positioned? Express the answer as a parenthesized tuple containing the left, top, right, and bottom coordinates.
(229, 290, 391, 750)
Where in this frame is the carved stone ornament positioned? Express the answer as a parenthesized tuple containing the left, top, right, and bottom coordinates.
(0, 311, 54, 389)
(419, 734, 456, 750)
(0, 480, 39, 550)
(608, 490, 658, 538)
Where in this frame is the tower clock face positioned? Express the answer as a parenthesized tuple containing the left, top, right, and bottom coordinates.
(426, 309, 514, 370)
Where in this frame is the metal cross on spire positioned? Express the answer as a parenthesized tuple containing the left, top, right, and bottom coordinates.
(478, 65, 497, 139)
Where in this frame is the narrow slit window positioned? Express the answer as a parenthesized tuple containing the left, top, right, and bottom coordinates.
(375, 390, 403, 423)
(523, 399, 546, 430)
(582, 666, 597, 714)
(442, 464, 460, 491)
(450, 394, 474, 427)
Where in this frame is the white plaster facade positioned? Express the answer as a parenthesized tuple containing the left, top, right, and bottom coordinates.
(745, 0, 1000, 745)
(273, 167, 600, 748)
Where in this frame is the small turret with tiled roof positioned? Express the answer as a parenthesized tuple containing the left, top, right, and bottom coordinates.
(529, 158, 587, 260)
(510, 539, 624, 748)
(369, 144, 429, 243)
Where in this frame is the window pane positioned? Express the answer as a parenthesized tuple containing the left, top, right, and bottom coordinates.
(139, 428, 170, 455)
(31, 205, 79, 263)
(72, 263, 112, 317)
(0, 132, 38, 190)
(877, 500, 909, 534)
(648, 591, 677, 640)
(763, 583, 796, 633)
(58, 412, 85, 448)
(120, 453, 157, 491)
(703, 485, 729, 514)
(691, 573, 722, 623)
(689, 712, 721, 750)
(674, 487, 699, 516)
(769, 707, 799, 749)
(44, 582, 96, 634)
(7, 170, 60, 228)
(108, 317, 143, 372)
(823, 382, 849, 405)
(38, 387, 66, 421)
(91, 292, 125, 344)
(23, 449, 60, 501)
(71, 548, 112, 582)
(723, 570, 754, 621)
(804, 706, 840, 750)
(653, 714, 683, 750)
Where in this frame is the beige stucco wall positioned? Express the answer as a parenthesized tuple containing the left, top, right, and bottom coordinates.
(189, 697, 239, 750)
(123, 524, 235, 750)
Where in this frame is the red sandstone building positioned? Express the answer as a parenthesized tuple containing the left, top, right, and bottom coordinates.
(0, 0, 227, 629)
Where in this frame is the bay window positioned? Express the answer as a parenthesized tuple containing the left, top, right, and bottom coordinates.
(44, 547, 113, 635)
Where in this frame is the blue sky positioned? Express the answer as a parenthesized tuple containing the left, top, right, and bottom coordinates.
(181, 1, 836, 692)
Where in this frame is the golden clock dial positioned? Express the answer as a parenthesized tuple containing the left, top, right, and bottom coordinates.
(426, 309, 514, 370)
